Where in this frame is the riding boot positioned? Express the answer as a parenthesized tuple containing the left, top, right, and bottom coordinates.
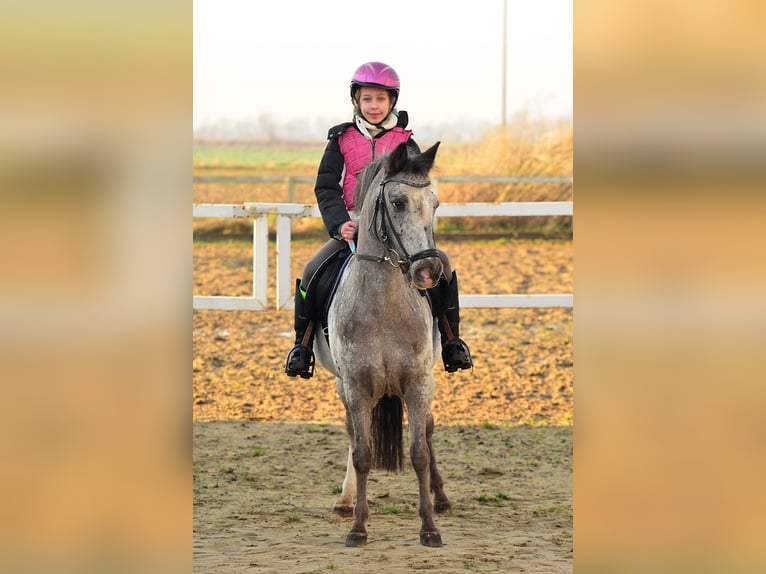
(284, 278, 316, 379)
(432, 271, 473, 372)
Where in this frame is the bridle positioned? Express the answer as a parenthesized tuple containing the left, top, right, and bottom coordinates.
(355, 176, 440, 273)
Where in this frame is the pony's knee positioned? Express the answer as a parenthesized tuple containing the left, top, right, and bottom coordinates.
(352, 444, 372, 475)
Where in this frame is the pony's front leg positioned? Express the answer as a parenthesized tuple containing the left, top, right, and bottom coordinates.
(408, 404, 443, 547)
(426, 412, 451, 514)
(332, 413, 356, 517)
(345, 407, 372, 547)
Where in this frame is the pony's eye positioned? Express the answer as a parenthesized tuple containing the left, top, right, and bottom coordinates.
(392, 199, 406, 211)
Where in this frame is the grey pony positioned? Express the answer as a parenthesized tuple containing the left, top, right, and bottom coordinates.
(314, 141, 452, 548)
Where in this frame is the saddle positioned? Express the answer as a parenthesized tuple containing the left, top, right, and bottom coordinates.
(304, 246, 353, 341)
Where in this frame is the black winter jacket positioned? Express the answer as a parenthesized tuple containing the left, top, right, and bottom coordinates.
(314, 111, 420, 238)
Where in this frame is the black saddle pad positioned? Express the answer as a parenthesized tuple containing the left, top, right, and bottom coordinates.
(304, 247, 352, 327)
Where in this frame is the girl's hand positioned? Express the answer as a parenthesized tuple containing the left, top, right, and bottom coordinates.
(340, 221, 358, 243)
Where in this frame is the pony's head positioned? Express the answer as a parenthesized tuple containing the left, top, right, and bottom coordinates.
(354, 141, 443, 290)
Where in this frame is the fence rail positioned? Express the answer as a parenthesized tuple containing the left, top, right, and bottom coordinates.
(193, 174, 573, 203)
(193, 198, 573, 311)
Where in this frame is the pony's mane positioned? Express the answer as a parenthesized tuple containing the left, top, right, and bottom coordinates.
(354, 146, 432, 210)
(354, 156, 385, 210)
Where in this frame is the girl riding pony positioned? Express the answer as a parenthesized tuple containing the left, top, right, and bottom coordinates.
(285, 61, 472, 378)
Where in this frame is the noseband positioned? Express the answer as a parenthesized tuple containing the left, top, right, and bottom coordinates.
(355, 176, 440, 273)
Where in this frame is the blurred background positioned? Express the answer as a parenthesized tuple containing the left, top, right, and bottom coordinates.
(2, 1, 765, 573)
(575, 1, 766, 573)
(193, 0, 573, 140)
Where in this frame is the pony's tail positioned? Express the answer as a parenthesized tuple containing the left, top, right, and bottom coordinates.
(371, 395, 405, 472)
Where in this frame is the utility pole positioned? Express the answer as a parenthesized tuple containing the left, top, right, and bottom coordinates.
(502, 0, 507, 127)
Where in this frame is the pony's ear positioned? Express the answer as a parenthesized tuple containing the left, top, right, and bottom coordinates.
(386, 141, 410, 174)
(417, 141, 441, 171)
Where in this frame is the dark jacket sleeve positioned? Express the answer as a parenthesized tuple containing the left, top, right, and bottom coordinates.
(314, 125, 351, 238)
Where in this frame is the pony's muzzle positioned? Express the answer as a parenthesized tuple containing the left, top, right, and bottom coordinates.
(410, 257, 443, 290)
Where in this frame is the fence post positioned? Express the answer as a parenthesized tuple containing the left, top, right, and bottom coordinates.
(253, 216, 268, 308)
(276, 214, 293, 309)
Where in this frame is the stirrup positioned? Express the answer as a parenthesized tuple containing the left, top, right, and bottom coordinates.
(285, 345, 315, 379)
(442, 338, 472, 373)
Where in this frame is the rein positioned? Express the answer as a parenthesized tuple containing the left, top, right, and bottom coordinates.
(355, 176, 439, 272)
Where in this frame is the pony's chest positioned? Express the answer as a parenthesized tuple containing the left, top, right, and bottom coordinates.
(334, 294, 431, 353)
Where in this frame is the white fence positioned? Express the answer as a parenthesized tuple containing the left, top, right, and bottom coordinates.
(193, 187, 573, 311)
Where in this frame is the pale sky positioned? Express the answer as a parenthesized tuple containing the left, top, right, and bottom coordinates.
(193, 0, 572, 130)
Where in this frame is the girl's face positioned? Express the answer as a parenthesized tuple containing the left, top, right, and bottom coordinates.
(357, 87, 393, 124)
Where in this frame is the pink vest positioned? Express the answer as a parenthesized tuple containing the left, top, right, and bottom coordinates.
(337, 126, 412, 209)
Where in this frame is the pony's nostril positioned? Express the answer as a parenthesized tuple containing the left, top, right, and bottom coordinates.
(415, 268, 435, 289)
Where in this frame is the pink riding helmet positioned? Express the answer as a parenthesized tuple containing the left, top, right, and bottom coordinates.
(350, 61, 400, 105)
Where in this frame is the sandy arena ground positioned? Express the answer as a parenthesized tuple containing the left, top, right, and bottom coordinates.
(193, 236, 573, 573)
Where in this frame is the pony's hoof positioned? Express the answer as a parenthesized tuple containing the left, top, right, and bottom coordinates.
(345, 532, 367, 547)
(333, 505, 354, 518)
(434, 501, 452, 514)
(420, 531, 443, 547)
